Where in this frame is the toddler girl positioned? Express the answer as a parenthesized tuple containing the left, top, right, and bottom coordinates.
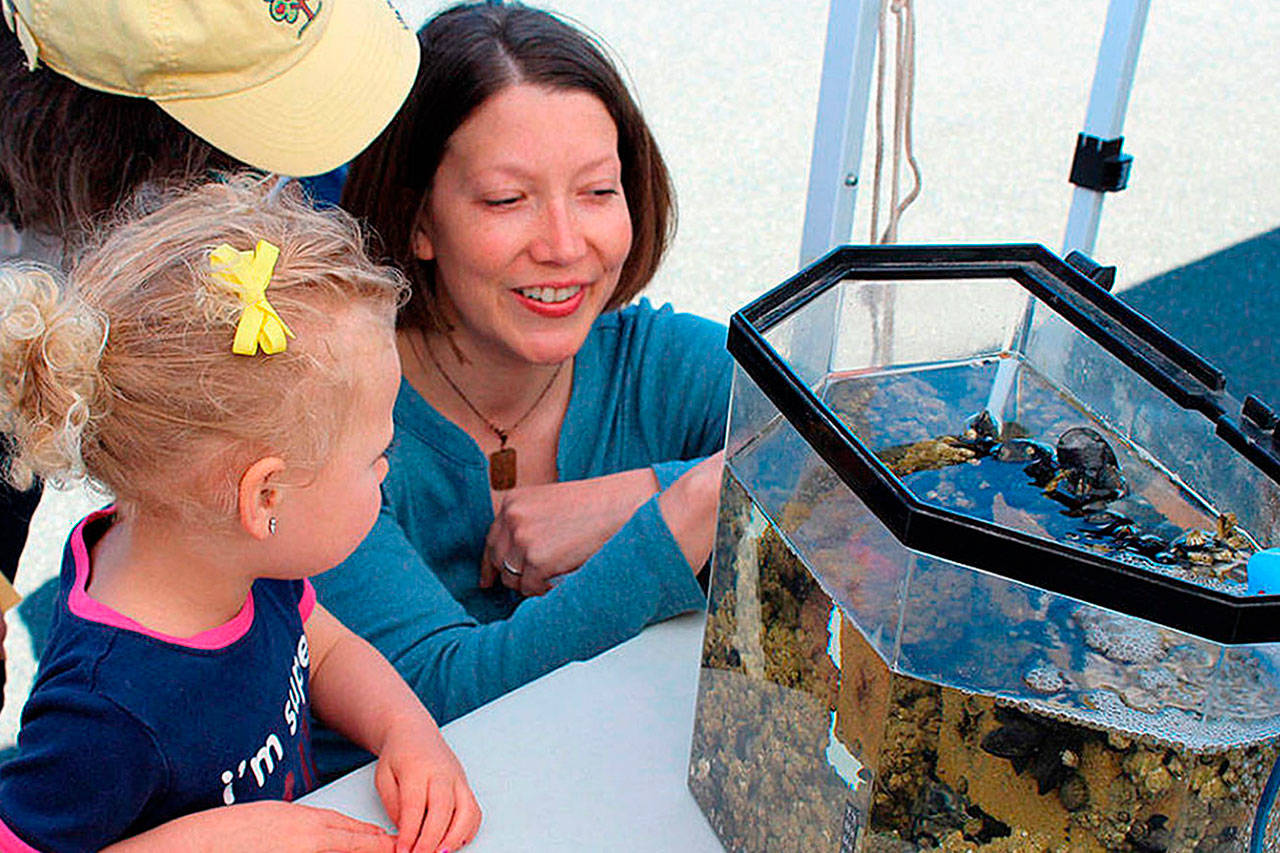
(0, 176, 480, 853)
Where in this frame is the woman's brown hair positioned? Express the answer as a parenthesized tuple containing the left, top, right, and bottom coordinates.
(341, 1, 675, 334)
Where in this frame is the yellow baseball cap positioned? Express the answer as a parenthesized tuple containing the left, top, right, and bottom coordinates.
(2, 0, 419, 177)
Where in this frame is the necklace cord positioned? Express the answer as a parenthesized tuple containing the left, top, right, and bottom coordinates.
(422, 336, 564, 448)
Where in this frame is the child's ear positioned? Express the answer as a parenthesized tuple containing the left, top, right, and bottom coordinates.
(238, 456, 287, 540)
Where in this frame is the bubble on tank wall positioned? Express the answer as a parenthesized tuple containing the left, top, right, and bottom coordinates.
(1022, 664, 1068, 694)
(1079, 609, 1164, 664)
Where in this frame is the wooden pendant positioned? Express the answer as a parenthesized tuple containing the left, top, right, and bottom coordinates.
(489, 446, 517, 490)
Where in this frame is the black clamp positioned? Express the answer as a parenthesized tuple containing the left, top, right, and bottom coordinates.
(1243, 396, 1280, 450)
(1064, 250, 1117, 292)
(1069, 134, 1132, 193)
(1244, 396, 1279, 431)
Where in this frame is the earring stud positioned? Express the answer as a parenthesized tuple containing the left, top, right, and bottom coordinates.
(268, 517, 278, 536)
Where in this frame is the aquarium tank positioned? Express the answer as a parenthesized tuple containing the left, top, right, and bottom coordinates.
(689, 245, 1280, 853)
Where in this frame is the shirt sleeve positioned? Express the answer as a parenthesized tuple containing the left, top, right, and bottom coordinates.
(651, 457, 703, 491)
(313, 503, 704, 728)
(628, 305, 732, 485)
(637, 303, 732, 458)
(0, 688, 166, 852)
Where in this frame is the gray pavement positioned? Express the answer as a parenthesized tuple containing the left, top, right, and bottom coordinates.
(4, 0, 1277, 749)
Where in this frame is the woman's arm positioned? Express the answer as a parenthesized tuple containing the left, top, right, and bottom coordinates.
(312, 304, 727, 772)
(312, 503, 705, 729)
(656, 451, 723, 570)
(305, 604, 481, 853)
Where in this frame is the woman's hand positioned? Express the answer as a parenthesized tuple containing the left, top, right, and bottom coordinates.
(374, 714, 482, 853)
(481, 468, 660, 595)
(656, 452, 724, 573)
(102, 801, 397, 853)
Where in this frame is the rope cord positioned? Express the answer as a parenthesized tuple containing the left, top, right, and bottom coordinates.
(869, 0, 921, 245)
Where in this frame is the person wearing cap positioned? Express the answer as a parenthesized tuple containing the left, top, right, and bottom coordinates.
(0, 0, 418, 669)
(1, 1, 426, 847)
(2, 0, 418, 177)
(0, 24, 249, 733)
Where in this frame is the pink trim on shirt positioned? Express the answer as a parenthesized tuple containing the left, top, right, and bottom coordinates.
(66, 508, 257, 650)
(0, 818, 40, 852)
(299, 579, 316, 622)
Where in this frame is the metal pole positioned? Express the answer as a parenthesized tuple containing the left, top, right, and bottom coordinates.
(990, 1, 1149, 431)
(800, 0, 882, 266)
(1063, 0, 1151, 255)
(789, 0, 882, 387)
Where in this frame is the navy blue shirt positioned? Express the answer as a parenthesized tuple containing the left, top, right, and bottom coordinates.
(0, 509, 317, 852)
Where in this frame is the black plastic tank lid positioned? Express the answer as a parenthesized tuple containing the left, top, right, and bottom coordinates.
(728, 244, 1280, 645)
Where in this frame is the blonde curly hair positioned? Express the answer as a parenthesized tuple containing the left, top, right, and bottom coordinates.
(0, 174, 406, 522)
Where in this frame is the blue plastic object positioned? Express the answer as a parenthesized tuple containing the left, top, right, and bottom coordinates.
(1248, 548, 1280, 595)
(1252, 754, 1280, 851)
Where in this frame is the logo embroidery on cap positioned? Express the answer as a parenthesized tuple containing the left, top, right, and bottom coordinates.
(378, 0, 409, 31)
(265, 0, 322, 38)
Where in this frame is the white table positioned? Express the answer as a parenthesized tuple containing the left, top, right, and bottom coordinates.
(301, 613, 725, 851)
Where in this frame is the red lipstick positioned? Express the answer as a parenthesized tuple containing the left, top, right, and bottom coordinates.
(512, 284, 587, 318)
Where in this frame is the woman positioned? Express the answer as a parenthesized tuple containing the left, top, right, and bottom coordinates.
(313, 1, 731, 775)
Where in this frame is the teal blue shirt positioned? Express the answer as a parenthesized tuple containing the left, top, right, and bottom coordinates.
(312, 301, 731, 777)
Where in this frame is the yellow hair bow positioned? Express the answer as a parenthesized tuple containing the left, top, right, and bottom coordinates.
(210, 240, 294, 356)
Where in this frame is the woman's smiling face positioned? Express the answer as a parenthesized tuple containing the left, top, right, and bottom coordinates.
(411, 83, 634, 366)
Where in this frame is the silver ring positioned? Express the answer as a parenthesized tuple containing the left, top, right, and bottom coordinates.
(502, 560, 523, 577)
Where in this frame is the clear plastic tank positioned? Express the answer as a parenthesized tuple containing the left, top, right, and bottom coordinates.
(689, 246, 1280, 852)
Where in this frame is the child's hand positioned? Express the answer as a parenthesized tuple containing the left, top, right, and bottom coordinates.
(374, 716, 482, 853)
(103, 801, 397, 852)
(304, 606, 481, 851)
